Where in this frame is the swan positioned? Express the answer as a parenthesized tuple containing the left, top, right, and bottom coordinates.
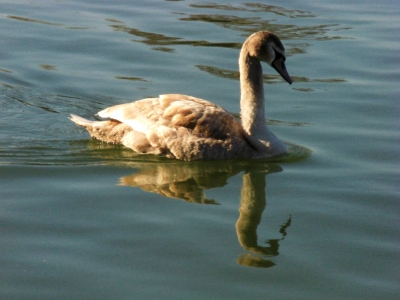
(70, 31, 292, 161)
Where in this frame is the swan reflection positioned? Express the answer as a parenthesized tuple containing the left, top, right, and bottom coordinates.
(118, 161, 243, 204)
(119, 160, 291, 268)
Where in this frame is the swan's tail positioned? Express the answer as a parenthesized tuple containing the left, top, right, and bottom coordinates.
(69, 114, 133, 144)
(69, 114, 105, 127)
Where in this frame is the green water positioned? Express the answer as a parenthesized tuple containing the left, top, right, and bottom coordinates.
(0, 0, 398, 299)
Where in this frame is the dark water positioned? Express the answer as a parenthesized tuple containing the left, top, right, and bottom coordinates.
(0, 0, 399, 299)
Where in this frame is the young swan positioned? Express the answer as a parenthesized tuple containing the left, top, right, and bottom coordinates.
(70, 31, 292, 161)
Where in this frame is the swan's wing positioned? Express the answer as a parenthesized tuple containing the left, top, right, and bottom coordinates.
(97, 94, 245, 140)
(97, 97, 161, 135)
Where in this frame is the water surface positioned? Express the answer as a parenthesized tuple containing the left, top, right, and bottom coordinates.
(0, 0, 399, 299)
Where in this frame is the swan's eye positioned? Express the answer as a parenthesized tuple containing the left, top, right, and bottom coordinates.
(263, 44, 270, 53)
(273, 49, 286, 62)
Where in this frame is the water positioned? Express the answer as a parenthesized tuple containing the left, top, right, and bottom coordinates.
(0, 0, 399, 299)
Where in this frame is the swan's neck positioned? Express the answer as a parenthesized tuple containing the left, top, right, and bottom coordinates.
(239, 50, 286, 155)
(239, 51, 268, 138)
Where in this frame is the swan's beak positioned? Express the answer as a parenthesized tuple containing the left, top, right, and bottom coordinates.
(272, 59, 292, 85)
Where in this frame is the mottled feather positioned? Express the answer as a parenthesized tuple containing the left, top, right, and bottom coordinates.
(87, 94, 253, 160)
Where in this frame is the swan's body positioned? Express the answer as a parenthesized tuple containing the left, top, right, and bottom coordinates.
(70, 31, 292, 161)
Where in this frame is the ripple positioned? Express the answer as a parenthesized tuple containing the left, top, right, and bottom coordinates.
(39, 64, 57, 71)
(115, 76, 149, 82)
(105, 5, 351, 59)
(282, 142, 313, 162)
(108, 21, 240, 51)
(180, 13, 350, 41)
(196, 65, 346, 85)
(0, 67, 12, 74)
(7, 15, 62, 26)
(190, 2, 316, 18)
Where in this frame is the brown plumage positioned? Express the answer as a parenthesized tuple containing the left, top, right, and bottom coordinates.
(70, 31, 292, 161)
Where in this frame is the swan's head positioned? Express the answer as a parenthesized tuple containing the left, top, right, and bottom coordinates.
(244, 31, 292, 84)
